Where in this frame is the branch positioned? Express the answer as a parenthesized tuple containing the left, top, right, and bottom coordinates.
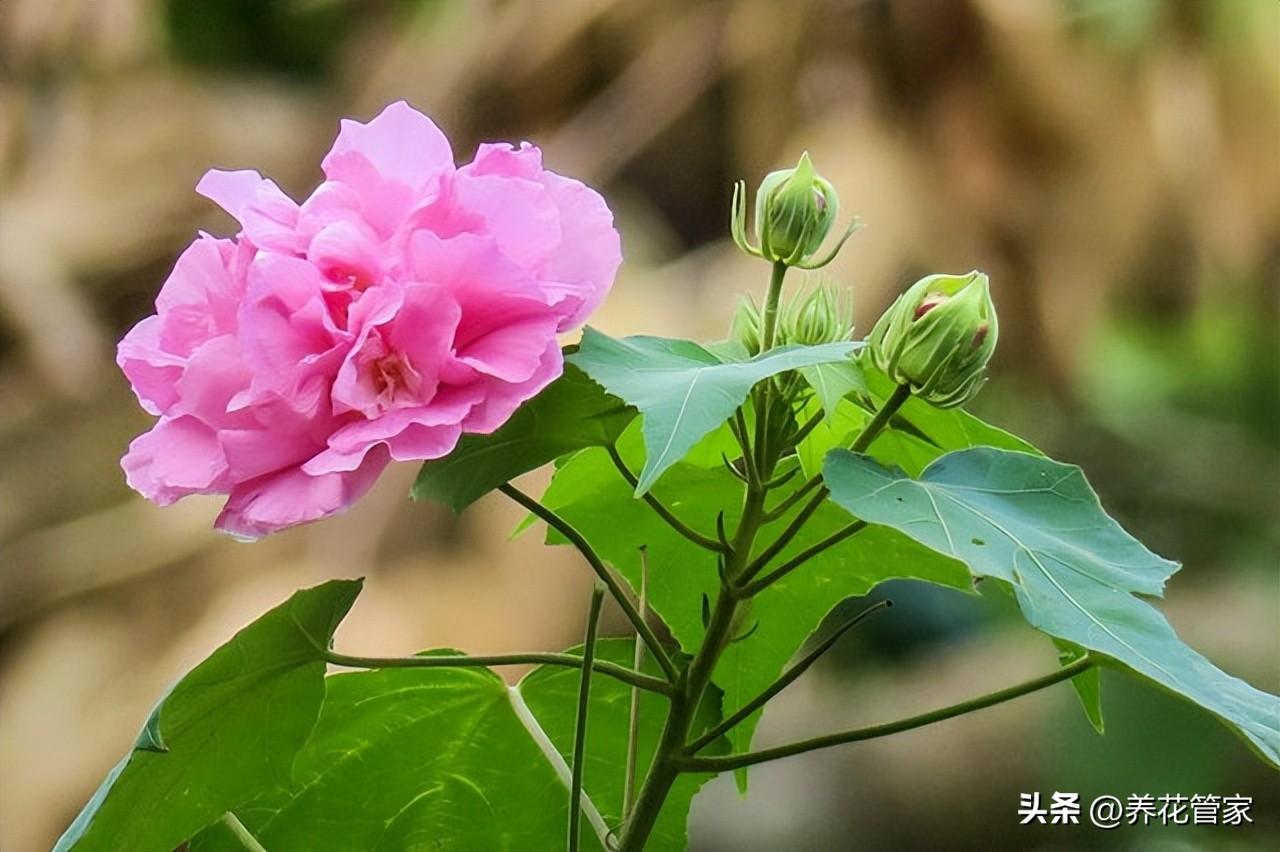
(738, 521, 867, 596)
(324, 649, 672, 696)
(607, 445, 727, 553)
(569, 584, 606, 852)
(678, 656, 1095, 772)
(686, 600, 891, 753)
(738, 385, 911, 586)
(500, 483, 680, 682)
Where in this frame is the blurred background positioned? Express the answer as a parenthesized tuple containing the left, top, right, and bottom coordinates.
(1, 0, 1277, 849)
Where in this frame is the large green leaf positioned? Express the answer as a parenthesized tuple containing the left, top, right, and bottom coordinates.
(193, 641, 727, 852)
(822, 446, 1280, 766)
(540, 426, 970, 767)
(568, 328, 858, 493)
(192, 661, 591, 852)
(413, 362, 634, 511)
(519, 639, 726, 850)
(54, 580, 362, 852)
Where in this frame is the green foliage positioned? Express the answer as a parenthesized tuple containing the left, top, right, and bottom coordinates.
(67, 323, 1280, 852)
(540, 423, 971, 764)
(191, 663, 580, 852)
(821, 447, 1280, 766)
(568, 328, 858, 493)
(519, 639, 726, 850)
(54, 580, 362, 852)
(413, 362, 634, 510)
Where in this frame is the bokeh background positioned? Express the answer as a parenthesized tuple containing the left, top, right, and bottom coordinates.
(1, 1, 1277, 850)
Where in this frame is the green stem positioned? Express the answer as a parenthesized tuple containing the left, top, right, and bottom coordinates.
(737, 385, 911, 587)
(568, 585, 606, 852)
(739, 521, 867, 596)
(758, 261, 788, 354)
(622, 551, 650, 820)
(679, 657, 1096, 772)
(220, 812, 267, 852)
(607, 444, 727, 552)
(500, 483, 679, 683)
(687, 600, 890, 753)
(323, 649, 670, 696)
(617, 487, 766, 852)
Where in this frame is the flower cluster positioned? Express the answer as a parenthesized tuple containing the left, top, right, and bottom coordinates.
(118, 102, 621, 538)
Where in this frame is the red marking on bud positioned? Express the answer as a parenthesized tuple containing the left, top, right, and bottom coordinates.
(914, 294, 947, 320)
(970, 323, 990, 349)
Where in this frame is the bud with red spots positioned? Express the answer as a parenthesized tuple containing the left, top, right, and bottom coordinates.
(867, 270, 998, 408)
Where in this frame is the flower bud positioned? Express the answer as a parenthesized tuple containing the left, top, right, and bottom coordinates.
(730, 293, 763, 354)
(867, 270, 998, 408)
(754, 153, 839, 265)
(781, 283, 854, 346)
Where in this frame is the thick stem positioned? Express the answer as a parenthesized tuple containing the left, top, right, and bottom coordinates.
(500, 483, 679, 682)
(568, 585, 605, 852)
(323, 650, 670, 696)
(738, 384, 911, 588)
(617, 485, 767, 851)
(680, 657, 1095, 772)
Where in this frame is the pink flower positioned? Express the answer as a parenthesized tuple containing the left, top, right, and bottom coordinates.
(118, 102, 621, 538)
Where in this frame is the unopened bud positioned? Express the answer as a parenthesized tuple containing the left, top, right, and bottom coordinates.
(781, 283, 855, 346)
(755, 153, 839, 265)
(867, 271, 998, 408)
(732, 153, 856, 269)
(730, 293, 763, 354)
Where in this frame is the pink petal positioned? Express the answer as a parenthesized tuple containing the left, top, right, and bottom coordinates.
(214, 446, 391, 540)
(321, 100, 454, 192)
(122, 416, 229, 505)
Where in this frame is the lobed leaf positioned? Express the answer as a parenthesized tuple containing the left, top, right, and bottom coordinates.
(822, 447, 1280, 766)
(568, 328, 858, 493)
(54, 580, 362, 852)
(413, 361, 635, 511)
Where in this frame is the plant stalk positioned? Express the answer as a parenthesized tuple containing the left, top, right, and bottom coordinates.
(679, 656, 1095, 772)
(568, 584, 606, 852)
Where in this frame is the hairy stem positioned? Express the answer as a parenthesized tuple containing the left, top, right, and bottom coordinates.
(500, 483, 679, 682)
(568, 585, 606, 852)
(323, 649, 670, 696)
(607, 444, 727, 552)
(679, 657, 1096, 772)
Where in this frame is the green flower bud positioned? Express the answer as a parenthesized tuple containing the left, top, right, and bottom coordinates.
(781, 283, 855, 346)
(731, 154, 857, 269)
(755, 153, 839, 265)
(730, 293, 763, 354)
(868, 270, 998, 408)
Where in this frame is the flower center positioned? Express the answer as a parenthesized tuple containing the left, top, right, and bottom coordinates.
(370, 350, 421, 410)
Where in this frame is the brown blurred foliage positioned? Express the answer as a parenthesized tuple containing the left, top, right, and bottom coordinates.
(1, 1, 1277, 850)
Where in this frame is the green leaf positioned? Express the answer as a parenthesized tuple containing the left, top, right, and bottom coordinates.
(193, 641, 727, 852)
(1056, 639, 1105, 733)
(822, 447, 1280, 767)
(519, 639, 726, 850)
(799, 359, 867, 419)
(413, 362, 634, 511)
(193, 664, 591, 852)
(55, 580, 362, 852)
(539, 426, 970, 770)
(569, 328, 858, 493)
